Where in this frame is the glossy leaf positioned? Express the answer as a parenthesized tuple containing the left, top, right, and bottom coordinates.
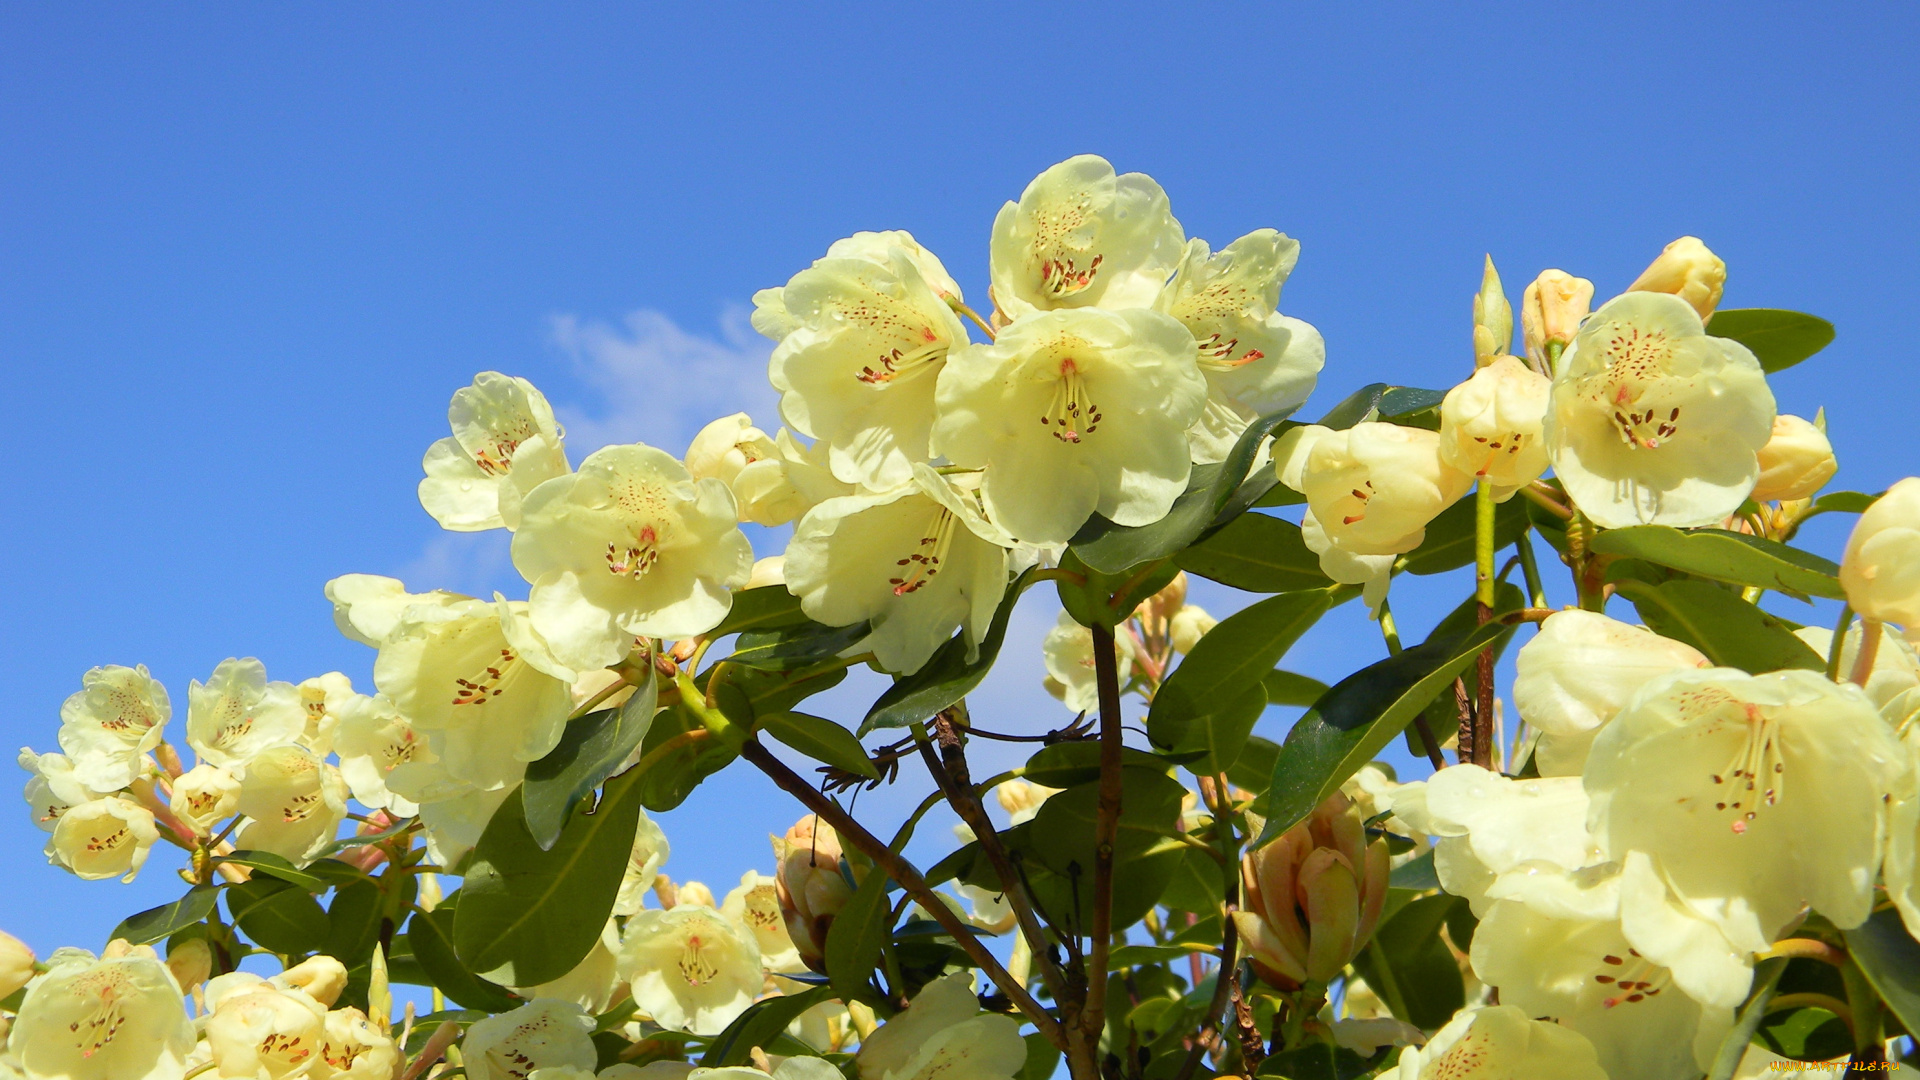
(1021, 741, 1191, 788)
(634, 703, 740, 813)
(1028, 767, 1191, 934)
(1387, 851, 1439, 891)
(1315, 383, 1390, 429)
(860, 567, 1040, 735)
(710, 585, 813, 637)
(759, 712, 877, 779)
(1841, 906, 1920, 1038)
(1615, 579, 1824, 673)
(1260, 619, 1514, 845)
(701, 985, 836, 1067)
(730, 620, 871, 670)
(1174, 513, 1329, 593)
(1400, 496, 1528, 576)
(524, 671, 658, 850)
(1589, 526, 1844, 600)
(217, 850, 328, 892)
(1158, 682, 1268, 776)
(1263, 670, 1328, 708)
(1256, 1044, 1384, 1080)
(1756, 1007, 1851, 1062)
(1807, 490, 1879, 517)
(824, 865, 891, 1003)
(1149, 588, 1341, 759)
(1350, 893, 1467, 1029)
(227, 877, 331, 955)
(404, 901, 520, 1012)
(1225, 735, 1280, 792)
(1055, 551, 1179, 629)
(455, 766, 647, 986)
(325, 876, 396, 965)
(1158, 845, 1226, 914)
(111, 885, 220, 946)
(1705, 308, 1835, 373)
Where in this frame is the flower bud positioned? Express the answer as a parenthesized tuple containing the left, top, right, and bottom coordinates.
(1472, 255, 1513, 363)
(0, 931, 34, 999)
(994, 780, 1060, 826)
(273, 955, 349, 1008)
(686, 413, 778, 489)
(771, 815, 857, 973)
(164, 937, 211, 996)
(1169, 605, 1217, 654)
(1135, 571, 1188, 628)
(1520, 270, 1594, 366)
(1438, 356, 1552, 500)
(745, 555, 787, 590)
(674, 880, 717, 908)
(1234, 792, 1389, 990)
(1751, 413, 1838, 503)
(1841, 477, 1920, 626)
(47, 796, 159, 882)
(169, 762, 241, 834)
(1627, 236, 1726, 321)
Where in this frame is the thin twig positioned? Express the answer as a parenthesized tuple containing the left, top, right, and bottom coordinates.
(1410, 715, 1448, 771)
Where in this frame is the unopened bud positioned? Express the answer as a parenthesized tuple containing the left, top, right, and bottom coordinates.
(1135, 571, 1188, 628)
(1752, 413, 1838, 503)
(1520, 270, 1594, 366)
(685, 413, 777, 489)
(746, 556, 787, 590)
(1841, 477, 1920, 626)
(1169, 606, 1218, 654)
(164, 937, 212, 995)
(1628, 236, 1726, 321)
(674, 880, 717, 908)
(1472, 256, 1513, 364)
(771, 816, 857, 973)
(0, 930, 34, 999)
(1233, 792, 1389, 990)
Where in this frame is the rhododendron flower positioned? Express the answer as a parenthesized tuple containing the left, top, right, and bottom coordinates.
(186, 657, 307, 771)
(1513, 610, 1709, 776)
(1285, 423, 1473, 555)
(1751, 413, 1837, 503)
(1522, 269, 1594, 368)
(204, 970, 330, 1079)
(313, 1007, 401, 1080)
(57, 664, 169, 791)
(856, 972, 1027, 1080)
(1041, 610, 1136, 714)
(729, 428, 854, 527)
(9, 946, 195, 1080)
(616, 906, 761, 1036)
(1840, 475, 1920, 627)
(1545, 291, 1775, 529)
(612, 809, 672, 916)
(233, 744, 350, 864)
(722, 869, 802, 973)
(0, 931, 33, 1000)
(989, 155, 1185, 320)
(47, 796, 159, 881)
(419, 371, 570, 532)
(170, 761, 242, 833)
(1439, 355, 1552, 499)
(1386, 1004, 1606, 1080)
(324, 573, 469, 648)
(1627, 236, 1727, 321)
(19, 748, 108, 832)
(331, 693, 429, 815)
(462, 999, 599, 1080)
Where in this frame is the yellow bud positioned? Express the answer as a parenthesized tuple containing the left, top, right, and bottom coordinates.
(0, 930, 35, 999)
(1169, 606, 1218, 654)
(1628, 236, 1726, 320)
(1472, 255, 1513, 363)
(674, 880, 717, 908)
(164, 937, 212, 996)
(1520, 269, 1594, 365)
(1752, 413, 1838, 503)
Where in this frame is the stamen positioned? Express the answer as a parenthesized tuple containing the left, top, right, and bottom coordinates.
(1036, 359, 1103, 443)
(453, 648, 518, 707)
(605, 525, 661, 579)
(889, 509, 959, 596)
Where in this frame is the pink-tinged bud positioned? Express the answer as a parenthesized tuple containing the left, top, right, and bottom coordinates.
(1520, 270, 1594, 366)
(771, 815, 857, 973)
(1238, 793, 1389, 990)
(1628, 236, 1726, 321)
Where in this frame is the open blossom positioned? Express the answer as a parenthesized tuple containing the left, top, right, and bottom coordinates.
(1627, 236, 1727, 321)
(57, 664, 169, 791)
(753, 234, 970, 490)
(729, 428, 854, 527)
(170, 762, 242, 833)
(1545, 291, 1775, 529)
(312, 1007, 400, 1080)
(785, 465, 1012, 675)
(616, 905, 761, 1036)
(932, 307, 1206, 544)
(856, 972, 1027, 1080)
(772, 815, 855, 972)
(294, 672, 354, 758)
(186, 657, 307, 771)
(1299, 509, 1395, 615)
(47, 796, 160, 881)
(511, 443, 753, 669)
(1281, 422, 1472, 554)
(1041, 610, 1137, 714)
(462, 999, 598, 1080)
(419, 371, 570, 532)
(373, 597, 573, 791)
(204, 971, 329, 1079)
(722, 870, 803, 974)
(1584, 667, 1909, 953)
(1235, 792, 1389, 989)
(1522, 269, 1594, 367)
(1391, 765, 1608, 919)
(9, 945, 195, 1080)
(989, 155, 1185, 320)
(1387, 1005, 1607, 1080)
(233, 745, 350, 864)
(612, 809, 672, 916)
(1153, 229, 1325, 463)
(331, 693, 429, 815)
(1751, 413, 1837, 503)
(1438, 355, 1552, 499)
(324, 573, 469, 648)
(1513, 611, 1709, 776)
(20, 748, 108, 831)
(1840, 476, 1920, 626)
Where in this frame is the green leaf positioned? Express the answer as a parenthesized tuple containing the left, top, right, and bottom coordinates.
(111, 885, 221, 946)
(1401, 496, 1528, 576)
(1174, 513, 1330, 593)
(309, 822, 413, 861)
(1808, 490, 1880, 517)
(1590, 526, 1844, 600)
(1067, 411, 1299, 575)
(1055, 552, 1179, 629)
(1259, 619, 1514, 845)
(760, 712, 878, 779)
(1028, 768, 1191, 934)
(1387, 850, 1439, 891)
(711, 585, 813, 637)
(455, 766, 648, 986)
(218, 850, 328, 891)
(1158, 846, 1226, 914)
(1263, 670, 1328, 708)
(523, 671, 658, 850)
(700, 984, 837, 1067)
(1377, 386, 1450, 428)
(1350, 893, 1467, 1029)
(1149, 588, 1342, 763)
(1315, 383, 1390, 429)
(1756, 1006, 1852, 1062)
(824, 866, 892, 1003)
(1226, 735, 1280, 792)
(1019, 1033, 1063, 1080)
(1256, 1043, 1384, 1080)
(1841, 906, 1920, 1038)
(730, 621, 871, 670)
(324, 877, 392, 965)
(1021, 741, 1193, 788)
(636, 702, 742, 813)
(227, 877, 331, 955)
(404, 901, 521, 1012)
(1705, 308, 1835, 373)
(860, 567, 1041, 735)
(1615, 579, 1824, 673)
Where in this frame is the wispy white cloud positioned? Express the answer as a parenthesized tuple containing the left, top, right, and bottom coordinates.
(398, 529, 516, 600)
(548, 307, 782, 457)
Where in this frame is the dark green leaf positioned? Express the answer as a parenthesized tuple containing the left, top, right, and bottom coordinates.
(301, 858, 376, 888)
(1387, 850, 1439, 891)
(1705, 308, 1835, 373)
(1590, 526, 1843, 600)
(404, 902, 520, 1012)
(1150, 588, 1342, 760)
(760, 712, 878, 779)
(1158, 845, 1226, 914)
(1055, 552, 1179, 629)
(1808, 490, 1880, 517)
(636, 702, 741, 812)
(825, 866, 892, 1003)
(1401, 496, 1528, 576)
(1067, 411, 1299, 575)
(1756, 1007, 1852, 1062)
(111, 885, 220, 946)
(1841, 906, 1920, 1038)
(523, 671, 658, 850)
(1020, 1033, 1063, 1080)
(1226, 736, 1280, 792)
(1378, 387, 1449, 429)
(701, 984, 836, 1066)
(1021, 741, 1190, 788)
(1158, 682, 1268, 776)
(861, 567, 1040, 735)
(1029, 768, 1191, 934)
(227, 877, 331, 955)
(218, 851, 328, 891)
(1350, 893, 1467, 1029)
(1252, 476, 1306, 508)
(1260, 620, 1514, 845)
(456, 766, 647, 986)
(1315, 384, 1391, 429)
(1256, 1043, 1384, 1080)
(731, 621, 871, 671)
(324, 877, 390, 965)
(1616, 579, 1824, 673)
(1263, 670, 1328, 708)
(711, 586, 813, 637)
(1175, 513, 1330, 593)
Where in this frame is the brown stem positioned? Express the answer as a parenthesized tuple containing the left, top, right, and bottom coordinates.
(739, 739, 1065, 1048)
(1452, 677, 1474, 766)
(1230, 965, 1265, 1071)
(1410, 715, 1448, 771)
(1850, 619, 1884, 688)
(919, 709, 1069, 1000)
(1085, 622, 1128, 1063)
(1474, 604, 1496, 769)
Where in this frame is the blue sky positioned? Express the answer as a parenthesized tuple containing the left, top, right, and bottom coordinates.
(3, 3, 1917, 955)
